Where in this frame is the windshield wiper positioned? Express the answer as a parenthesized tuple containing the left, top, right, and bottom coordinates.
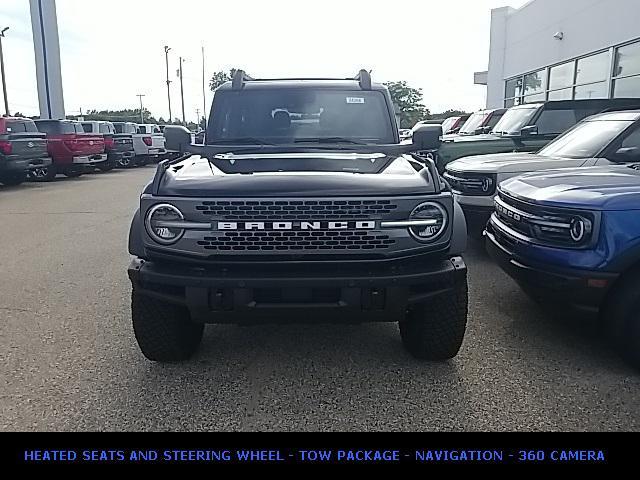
(294, 137, 369, 145)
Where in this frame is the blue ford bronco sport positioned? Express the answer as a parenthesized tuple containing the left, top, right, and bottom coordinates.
(485, 161, 640, 369)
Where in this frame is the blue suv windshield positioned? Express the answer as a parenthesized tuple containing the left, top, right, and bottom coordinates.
(538, 119, 634, 159)
(208, 89, 395, 145)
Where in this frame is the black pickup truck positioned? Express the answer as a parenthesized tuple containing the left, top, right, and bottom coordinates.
(0, 116, 51, 186)
(128, 70, 469, 362)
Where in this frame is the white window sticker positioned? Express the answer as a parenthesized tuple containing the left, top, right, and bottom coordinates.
(346, 97, 365, 104)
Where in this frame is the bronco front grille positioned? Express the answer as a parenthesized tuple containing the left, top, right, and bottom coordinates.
(443, 171, 496, 196)
(195, 200, 398, 220)
(494, 191, 596, 248)
(197, 230, 396, 251)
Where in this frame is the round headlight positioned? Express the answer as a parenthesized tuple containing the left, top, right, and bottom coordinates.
(145, 204, 185, 245)
(408, 202, 447, 242)
(570, 217, 590, 243)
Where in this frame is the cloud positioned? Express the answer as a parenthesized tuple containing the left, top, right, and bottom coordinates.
(1, 0, 528, 120)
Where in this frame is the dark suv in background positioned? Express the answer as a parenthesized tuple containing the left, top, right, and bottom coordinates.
(435, 98, 640, 171)
(0, 116, 51, 186)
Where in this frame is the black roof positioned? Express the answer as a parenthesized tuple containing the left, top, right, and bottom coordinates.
(217, 69, 385, 92)
(217, 79, 387, 91)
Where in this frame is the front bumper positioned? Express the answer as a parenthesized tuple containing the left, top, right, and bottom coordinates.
(485, 222, 617, 314)
(72, 153, 108, 165)
(128, 255, 467, 323)
(1, 156, 52, 172)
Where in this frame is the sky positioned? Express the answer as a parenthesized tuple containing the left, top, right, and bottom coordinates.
(1, 0, 528, 122)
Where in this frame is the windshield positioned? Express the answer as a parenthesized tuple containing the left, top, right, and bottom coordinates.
(538, 119, 634, 159)
(441, 117, 459, 134)
(208, 89, 395, 145)
(491, 106, 539, 135)
(458, 112, 488, 134)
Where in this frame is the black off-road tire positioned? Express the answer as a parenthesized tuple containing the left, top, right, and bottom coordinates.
(0, 171, 26, 186)
(131, 291, 204, 362)
(399, 277, 468, 360)
(117, 156, 134, 168)
(63, 168, 83, 178)
(97, 160, 116, 172)
(604, 270, 640, 370)
(29, 165, 57, 182)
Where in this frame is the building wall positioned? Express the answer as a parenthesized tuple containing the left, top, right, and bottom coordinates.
(486, 0, 640, 108)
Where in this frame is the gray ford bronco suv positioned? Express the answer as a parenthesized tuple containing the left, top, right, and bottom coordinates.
(128, 70, 468, 362)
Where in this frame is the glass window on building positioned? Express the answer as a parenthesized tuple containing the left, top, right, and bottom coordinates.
(574, 81, 609, 99)
(614, 76, 640, 98)
(614, 41, 640, 78)
(523, 70, 545, 95)
(523, 93, 546, 103)
(575, 51, 609, 85)
(505, 77, 522, 98)
(549, 61, 575, 90)
(613, 40, 640, 98)
(548, 87, 573, 101)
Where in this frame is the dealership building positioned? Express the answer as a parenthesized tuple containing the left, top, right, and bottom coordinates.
(477, 0, 640, 109)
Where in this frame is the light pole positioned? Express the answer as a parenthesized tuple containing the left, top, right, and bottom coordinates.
(164, 45, 172, 122)
(201, 46, 207, 129)
(136, 93, 145, 124)
(178, 57, 186, 125)
(0, 27, 10, 116)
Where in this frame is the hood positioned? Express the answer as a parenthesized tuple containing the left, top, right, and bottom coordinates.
(156, 152, 436, 197)
(500, 164, 640, 210)
(443, 133, 501, 143)
(447, 152, 590, 174)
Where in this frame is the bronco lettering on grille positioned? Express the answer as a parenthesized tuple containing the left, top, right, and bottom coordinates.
(216, 221, 376, 231)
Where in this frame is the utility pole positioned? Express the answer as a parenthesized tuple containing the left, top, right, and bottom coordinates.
(136, 94, 145, 124)
(178, 57, 186, 125)
(201, 45, 207, 129)
(164, 45, 172, 122)
(195, 108, 200, 129)
(0, 27, 10, 116)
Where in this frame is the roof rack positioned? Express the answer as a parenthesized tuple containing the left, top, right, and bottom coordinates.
(354, 69, 372, 90)
(231, 69, 254, 90)
(230, 69, 373, 90)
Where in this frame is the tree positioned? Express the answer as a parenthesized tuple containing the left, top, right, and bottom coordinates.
(69, 108, 158, 124)
(209, 68, 239, 91)
(384, 80, 429, 128)
(429, 109, 471, 120)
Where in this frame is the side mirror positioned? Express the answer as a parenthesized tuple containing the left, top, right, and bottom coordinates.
(614, 146, 640, 162)
(475, 126, 491, 134)
(412, 124, 442, 151)
(164, 125, 192, 152)
(520, 125, 538, 136)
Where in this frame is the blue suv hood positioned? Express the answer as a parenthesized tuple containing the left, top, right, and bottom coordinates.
(500, 164, 640, 211)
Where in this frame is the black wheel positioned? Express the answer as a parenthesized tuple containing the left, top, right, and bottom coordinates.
(63, 168, 83, 178)
(97, 160, 116, 172)
(0, 171, 26, 186)
(132, 291, 204, 362)
(400, 277, 468, 360)
(604, 270, 640, 370)
(29, 165, 57, 182)
(117, 156, 134, 168)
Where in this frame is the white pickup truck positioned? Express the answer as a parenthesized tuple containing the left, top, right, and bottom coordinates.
(444, 110, 640, 237)
(133, 124, 167, 165)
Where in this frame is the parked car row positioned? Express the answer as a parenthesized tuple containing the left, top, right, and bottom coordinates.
(0, 117, 169, 186)
(428, 103, 640, 370)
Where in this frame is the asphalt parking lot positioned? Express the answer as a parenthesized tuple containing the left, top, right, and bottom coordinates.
(1, 167, 638, 432)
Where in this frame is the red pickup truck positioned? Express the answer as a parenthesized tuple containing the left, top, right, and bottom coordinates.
(31, 120, 107, 181)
